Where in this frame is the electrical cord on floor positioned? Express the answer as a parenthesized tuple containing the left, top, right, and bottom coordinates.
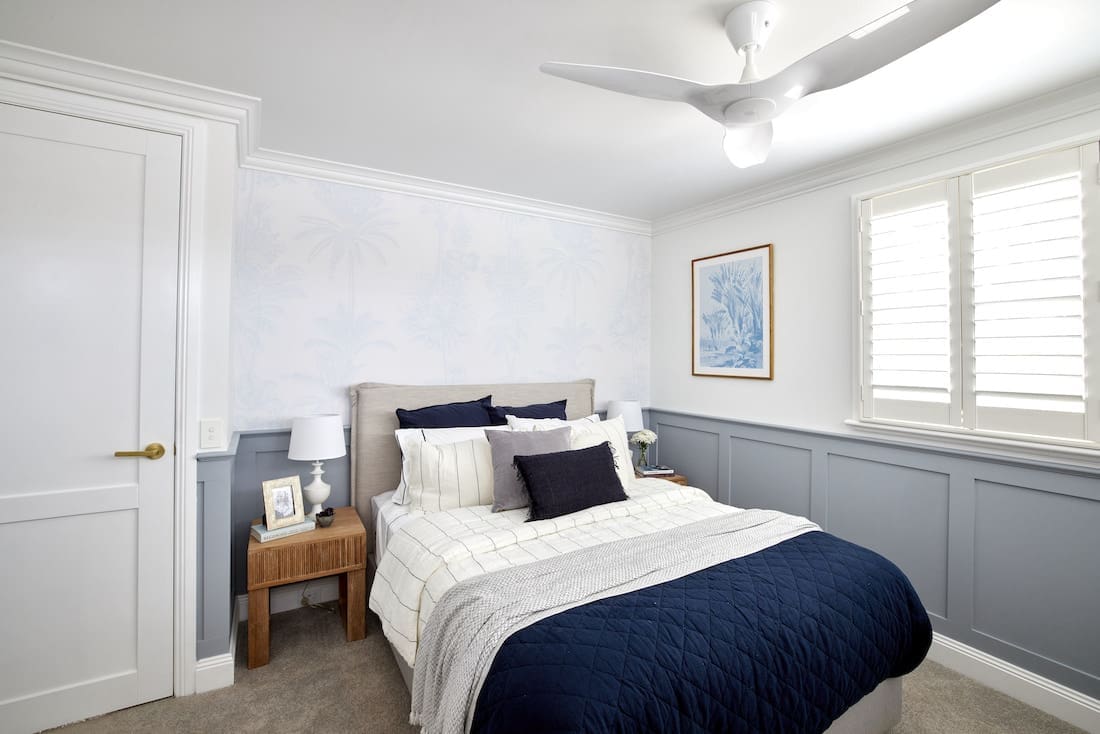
(299, 582, 339, 614)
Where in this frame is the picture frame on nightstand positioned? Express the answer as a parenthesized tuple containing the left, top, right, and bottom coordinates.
(261, 475, 305, 529)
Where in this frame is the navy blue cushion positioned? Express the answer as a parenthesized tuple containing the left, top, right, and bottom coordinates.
(488, 399, 568, 426)
(515, 442, 627, 521)
(395, 395, 493, 429)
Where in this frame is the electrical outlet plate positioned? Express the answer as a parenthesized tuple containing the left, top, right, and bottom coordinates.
(199, 418, 225, 449)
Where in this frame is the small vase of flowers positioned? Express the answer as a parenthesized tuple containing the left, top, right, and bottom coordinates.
(629, 429, 658, 467)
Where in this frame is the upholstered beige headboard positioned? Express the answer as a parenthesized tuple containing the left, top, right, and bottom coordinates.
(349, 379, 595, 546)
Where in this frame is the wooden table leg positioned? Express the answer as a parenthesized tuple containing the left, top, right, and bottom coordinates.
(338, 572, 348, 627)
(247, 587, 270, 668)
(345, 568, 366, 641)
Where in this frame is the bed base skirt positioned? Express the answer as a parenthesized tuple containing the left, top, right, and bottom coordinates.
(825, 676, 902, 733)
(391, 642, 414, 692)
(387, 641, 902, 733)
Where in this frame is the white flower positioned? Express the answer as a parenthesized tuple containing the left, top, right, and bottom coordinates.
(629, 429, 657, 447)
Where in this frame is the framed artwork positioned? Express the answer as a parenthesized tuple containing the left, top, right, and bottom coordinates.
(692, 243, 773, 379)
(262, 476, 305, 529)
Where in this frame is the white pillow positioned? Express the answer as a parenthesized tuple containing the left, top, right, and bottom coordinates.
(399, 437, 494, 512)
(569, 415, 634, 491)
(506, 413, 601, 431)
(394, 426, 508, 504)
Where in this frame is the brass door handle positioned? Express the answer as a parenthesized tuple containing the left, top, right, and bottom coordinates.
(114, 443, 166, 460)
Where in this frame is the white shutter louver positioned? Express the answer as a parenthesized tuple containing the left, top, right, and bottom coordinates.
(969, 149, 1087, 440)
(863, 181, 955, 425)
(858, 142, 1098, 448)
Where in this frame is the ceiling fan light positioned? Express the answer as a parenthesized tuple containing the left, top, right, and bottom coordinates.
(723, 124, 772, 168)
(849, 5, 910, 40)
(784, 84, 804, 100)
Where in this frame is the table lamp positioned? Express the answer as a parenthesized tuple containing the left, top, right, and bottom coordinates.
(605, 400, 644, 433)
(288, 414, 346, 518)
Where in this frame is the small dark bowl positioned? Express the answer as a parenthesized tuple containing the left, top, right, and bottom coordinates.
(316, 513, 334, 528)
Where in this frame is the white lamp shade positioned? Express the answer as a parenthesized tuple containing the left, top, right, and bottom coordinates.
(605, 400, 644, 432)
(287, 414, 346, 461)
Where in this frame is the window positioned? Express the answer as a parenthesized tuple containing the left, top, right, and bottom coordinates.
(857, 142, 1100, 448)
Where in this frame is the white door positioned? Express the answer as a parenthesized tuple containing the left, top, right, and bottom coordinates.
(0, 103, 180, 733)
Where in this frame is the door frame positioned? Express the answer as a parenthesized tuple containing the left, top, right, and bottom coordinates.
(0, 42, 247, 696)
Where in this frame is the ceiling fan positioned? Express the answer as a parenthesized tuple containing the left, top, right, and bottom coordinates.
(541, 0, 1002, 168)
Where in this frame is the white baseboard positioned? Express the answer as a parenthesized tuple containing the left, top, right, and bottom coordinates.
(928, 632, 1100, 733)
(194, 602, 238, 693)
(194, 652, 234, 693)
(236, 577, 340, 621)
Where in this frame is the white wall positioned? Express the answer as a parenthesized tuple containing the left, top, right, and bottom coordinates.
(652, 85, 1100, 433)
(233, 169, 651, 430)
(653, 187, 852, 431)
(194, 122, 237, 446)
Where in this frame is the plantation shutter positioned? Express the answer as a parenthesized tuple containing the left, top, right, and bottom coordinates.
(861, 180, 958, 426)
(967, 148, 1088, 440)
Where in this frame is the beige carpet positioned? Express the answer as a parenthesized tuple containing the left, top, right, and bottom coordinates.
(50, 605, 1084, 734)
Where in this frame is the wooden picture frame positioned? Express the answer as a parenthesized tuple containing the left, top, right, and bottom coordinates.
(692, 243, 773, 379)
(262, 476, 305, 529)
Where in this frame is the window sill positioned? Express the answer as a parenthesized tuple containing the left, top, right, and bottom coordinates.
(843, 418, 1100, 472)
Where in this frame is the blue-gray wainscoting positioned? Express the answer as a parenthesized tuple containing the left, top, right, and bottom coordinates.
(195, 440, 236, 660)
(194, 428, 353, 660)
(648, 408, 1100, 700)
(228, 428, 353, 597)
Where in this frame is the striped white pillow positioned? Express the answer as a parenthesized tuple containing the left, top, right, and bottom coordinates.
(400, 437, 494, 512)
(393, 426, 508, 503)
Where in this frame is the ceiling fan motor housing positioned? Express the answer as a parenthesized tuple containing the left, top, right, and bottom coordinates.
(725, 0, 778, 54)
(724, 96, 778, 124)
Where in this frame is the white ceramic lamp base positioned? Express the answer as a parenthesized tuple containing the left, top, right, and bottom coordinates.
(302, 460, 331, 518)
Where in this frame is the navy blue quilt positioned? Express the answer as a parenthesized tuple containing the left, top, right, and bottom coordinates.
(471, 530, 931, 734)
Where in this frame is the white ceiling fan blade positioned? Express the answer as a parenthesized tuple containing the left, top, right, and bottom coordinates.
(723, 122, 773, 168)
(755, 0, 1001, 101)
(540, 61, 709, 104)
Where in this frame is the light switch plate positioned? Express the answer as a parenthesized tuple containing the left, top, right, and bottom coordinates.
(200, 418, 225, 449)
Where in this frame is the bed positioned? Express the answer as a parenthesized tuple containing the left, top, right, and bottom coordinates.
(351, 379, 930, 733)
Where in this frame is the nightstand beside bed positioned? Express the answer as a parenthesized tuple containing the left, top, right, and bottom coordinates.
(246, 505, 367, 668)
(636, 470, 688, 486)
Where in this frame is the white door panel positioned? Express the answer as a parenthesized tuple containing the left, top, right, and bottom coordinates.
(0, 102, 179, 733)
(0, 511, 139, 697)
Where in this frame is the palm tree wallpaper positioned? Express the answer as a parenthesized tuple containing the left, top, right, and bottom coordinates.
(692, 244, 773, 379)
(232, 169, 651, 428)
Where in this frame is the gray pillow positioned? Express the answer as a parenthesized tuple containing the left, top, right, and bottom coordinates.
(486, 427, 572, 512)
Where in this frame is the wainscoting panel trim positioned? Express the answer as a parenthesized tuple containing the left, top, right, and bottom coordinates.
(195, 450, 235, 661)
(648, 408, 1100, 703)
(230, 428, 352, 598)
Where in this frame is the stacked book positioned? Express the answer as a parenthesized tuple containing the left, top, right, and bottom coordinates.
(637, 464, 674, 476)
(251, 517, 316, 543)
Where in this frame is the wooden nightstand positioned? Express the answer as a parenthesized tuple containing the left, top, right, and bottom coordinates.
(636, 471, 688, 486)
(246, 506, 367, 668)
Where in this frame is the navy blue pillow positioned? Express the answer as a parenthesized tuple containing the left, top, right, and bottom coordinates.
(514, 442, 627, 521)
(396, 395, 493, 429)
(488, 399, 568, 426)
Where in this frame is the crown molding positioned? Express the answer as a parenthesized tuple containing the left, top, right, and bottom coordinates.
(240, 146, 652, 235)
(7, 39, 1096, 240)
(0, 40, 650, 236)
(0, 41, 258, 140)
(652, 76, 1100, 235)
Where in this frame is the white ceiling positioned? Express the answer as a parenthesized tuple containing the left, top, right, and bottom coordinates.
(2, 0, 1098, 221)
